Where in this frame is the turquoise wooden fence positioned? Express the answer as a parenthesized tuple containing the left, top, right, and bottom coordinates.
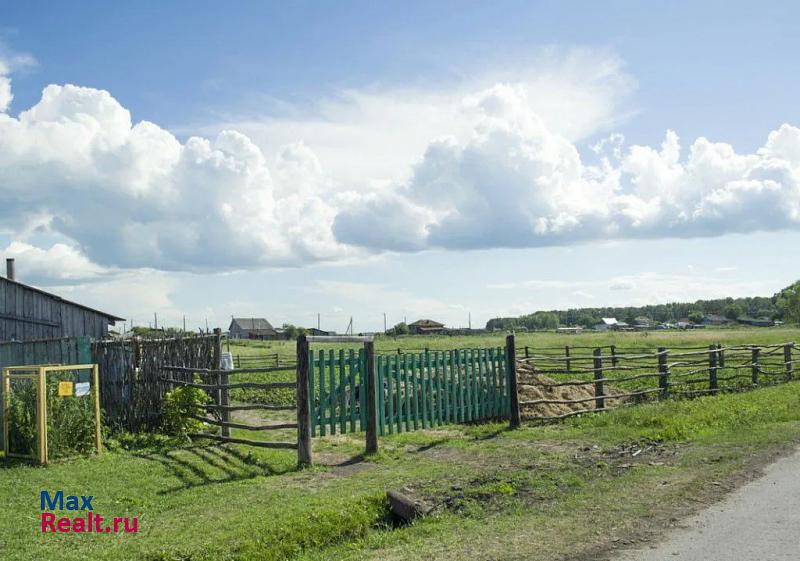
(310, 347, 509, 437)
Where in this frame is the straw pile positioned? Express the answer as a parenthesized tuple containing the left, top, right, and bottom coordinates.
(517, 362, 625, 418)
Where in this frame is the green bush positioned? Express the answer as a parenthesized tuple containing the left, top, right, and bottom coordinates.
(45, 375, 96, 460)
(161, 386, 211, 435)
(6, 380, 38, 457)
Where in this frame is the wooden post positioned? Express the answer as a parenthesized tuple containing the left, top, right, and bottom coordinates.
(212, 328, 224, 432)
(525, 346, 530, 359)
(593, 348, 604, 410)
(565, 345, 571, 373)
(220, 369, 231, 437)
(213, 328, 222, 368)
(93, 364, 102, 455)
(708, 344, 718, 394)
(717, 344, 725, 368)
(751, 346, 760, 386)
(296, 335, 312, 466)
(658, 347, 668, 401)
(610, 345, 618, 369)
(37, 367, 47, 464)
(506, 333, 521, 429)
(785, 344, 794, 380)
(365, 340, 378, 454)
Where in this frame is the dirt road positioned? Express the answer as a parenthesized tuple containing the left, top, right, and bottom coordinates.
(615, 447, 800, 560)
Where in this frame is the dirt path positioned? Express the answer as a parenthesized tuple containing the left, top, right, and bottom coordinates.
(613, 446, 800, 561)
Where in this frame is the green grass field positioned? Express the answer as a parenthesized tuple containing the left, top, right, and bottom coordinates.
(226, 326, 800, 358)
(225, 326, 799, 407)
(1, 326, 799, 561)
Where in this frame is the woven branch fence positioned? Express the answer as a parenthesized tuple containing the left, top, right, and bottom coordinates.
(93, 333, 218, 432)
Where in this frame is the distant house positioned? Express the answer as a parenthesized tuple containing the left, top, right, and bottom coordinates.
(594, 317, 619, 332)
(633, 316, 653, 330)
(557, 326, 583, 334)
(307, 328, 335, 336)
(737, 316, 774, 327)
(228, 318, 279, 339)
(409, 319, 445, 335)
(0, 258, 122, 341)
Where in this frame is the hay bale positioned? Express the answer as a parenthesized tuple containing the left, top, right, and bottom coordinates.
(517, 362, 625, 418)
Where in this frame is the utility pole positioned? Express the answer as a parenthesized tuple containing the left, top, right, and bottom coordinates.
(205, 317, 209, 333)
(469, 312, 472, 330)
(383, 313, 387, 333)
(317, 313, 320, 330)
(154, 312, 158, 330)
(183, 315, 186, 332)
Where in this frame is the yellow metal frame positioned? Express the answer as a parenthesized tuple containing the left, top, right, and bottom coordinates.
(2, 363, 102, 465)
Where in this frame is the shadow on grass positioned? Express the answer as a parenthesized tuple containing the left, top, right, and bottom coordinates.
(467, 426, 511, 441)
(136, 443, 296, 495)
(409, 437, 451, 453)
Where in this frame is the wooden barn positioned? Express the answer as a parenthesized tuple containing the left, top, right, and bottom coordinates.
(0, 258, 123, 341)
(228, 317, 279, 339)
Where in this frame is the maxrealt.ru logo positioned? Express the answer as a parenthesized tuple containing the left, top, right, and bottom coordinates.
(40, 491, 138, 534)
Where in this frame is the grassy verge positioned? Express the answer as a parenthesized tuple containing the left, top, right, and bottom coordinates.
(2, 379, 800, 561)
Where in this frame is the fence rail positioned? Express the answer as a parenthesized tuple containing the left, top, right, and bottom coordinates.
(232, 352, 288, 368)
(517, 341, 796, 421)
(160, 362, 303, 459)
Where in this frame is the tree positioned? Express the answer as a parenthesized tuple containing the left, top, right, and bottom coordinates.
(386, 322, 409, 336)
(688, 311, 704, 324)
(777, 281, 800, 323)
(576, 313, 598, 329)
(723, 303, 743, 320)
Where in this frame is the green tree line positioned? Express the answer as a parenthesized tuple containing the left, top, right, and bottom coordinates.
(486, 280, 800, 330)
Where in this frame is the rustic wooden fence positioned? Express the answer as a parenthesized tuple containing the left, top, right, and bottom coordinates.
(160, 332, 310, 465)
(308, 346, 511, 438)
(93, 333, 218, 431)
(232, 352, 287, 368)
(299, 334, 519, 458)
(517, 342, 797, 420)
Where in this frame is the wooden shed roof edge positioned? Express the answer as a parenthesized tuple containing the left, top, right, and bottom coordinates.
(0, 276, 125, 323)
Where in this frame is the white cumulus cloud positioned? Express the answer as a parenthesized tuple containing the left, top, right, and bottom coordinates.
(0, 82, 351, 272)
(0, 61, 12, 113)
(336, 84, 800, 252)
(0, 49, 799, 280)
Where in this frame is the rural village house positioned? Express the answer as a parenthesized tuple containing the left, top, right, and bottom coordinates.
(594, 317, 623, 331)
(408, 319, 446, 335)
(228, 317, 279, 339)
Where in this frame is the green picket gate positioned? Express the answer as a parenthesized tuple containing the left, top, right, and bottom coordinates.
(309, 347, 510, 437)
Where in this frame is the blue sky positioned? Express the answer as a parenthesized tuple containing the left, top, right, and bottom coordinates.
(0, 1, 798, 331)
